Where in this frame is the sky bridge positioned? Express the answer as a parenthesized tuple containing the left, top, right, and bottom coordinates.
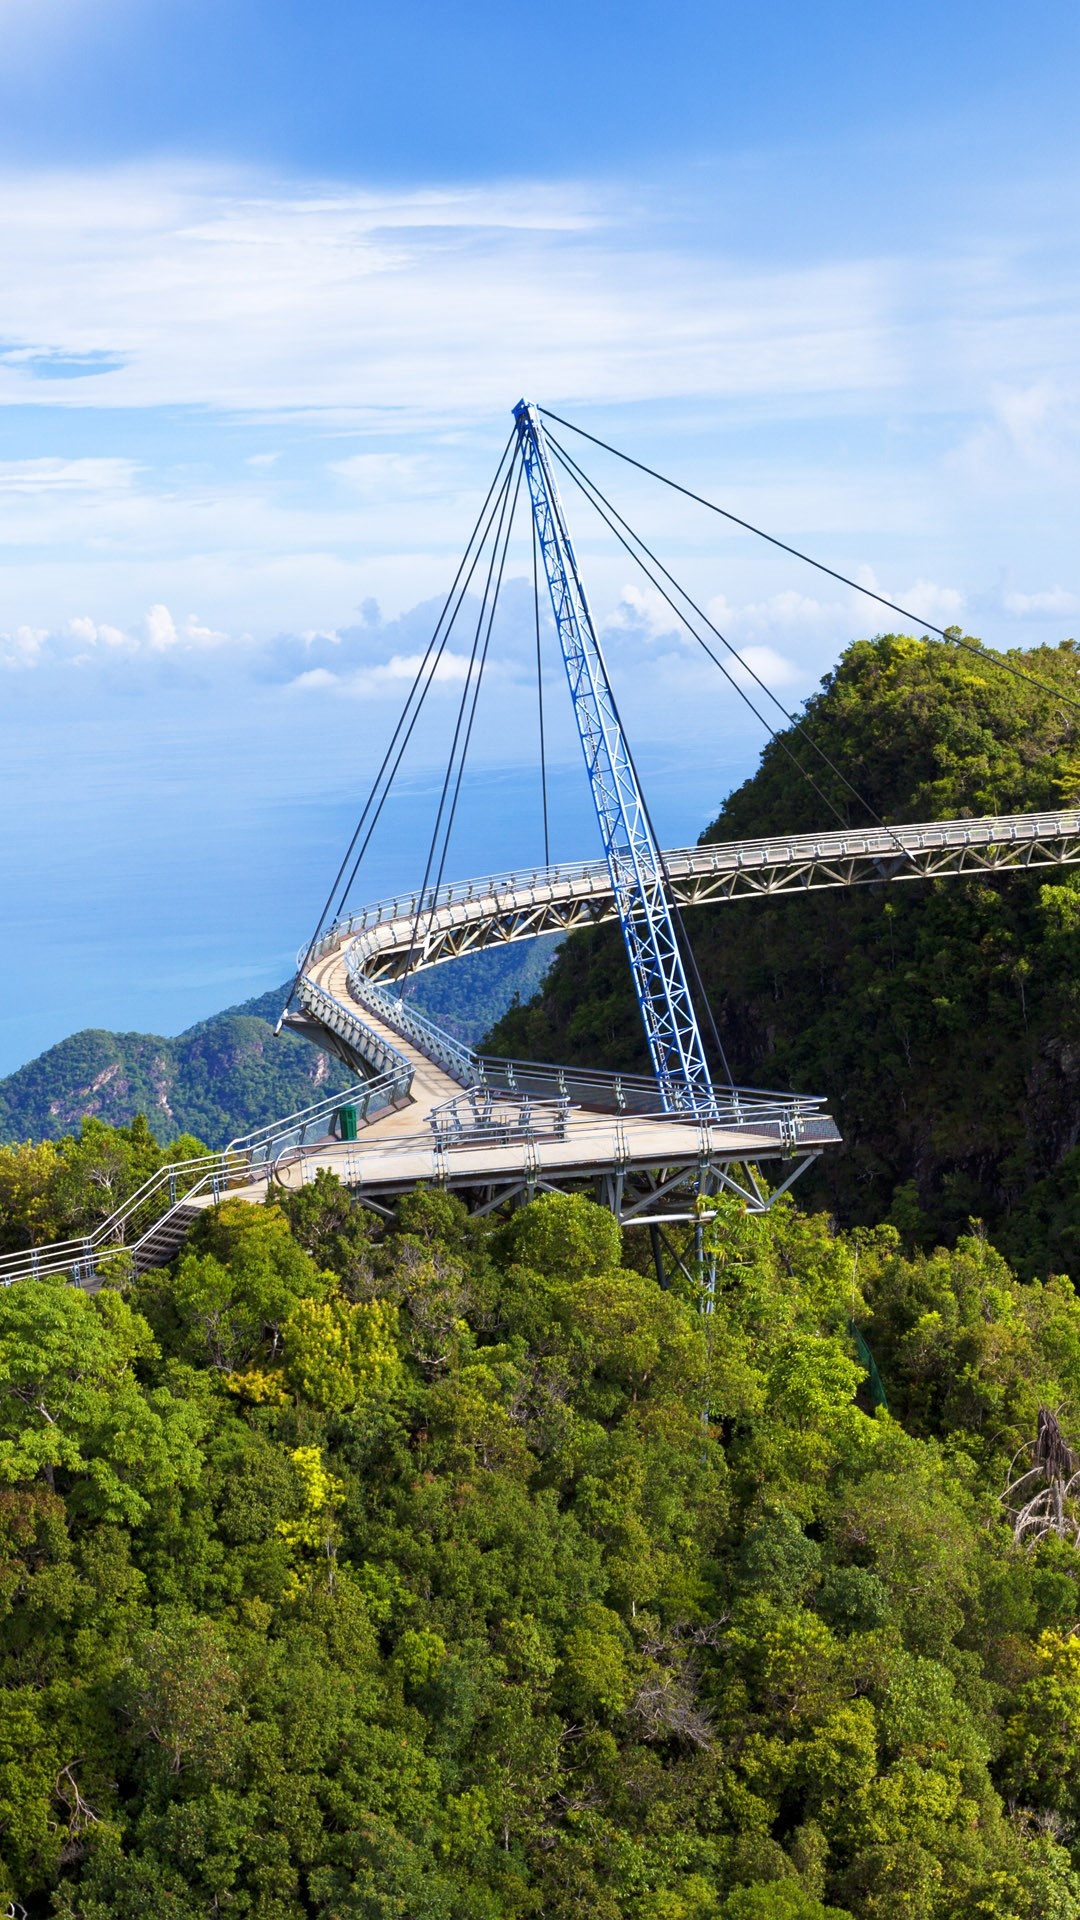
(7, 403, 1080, 1290)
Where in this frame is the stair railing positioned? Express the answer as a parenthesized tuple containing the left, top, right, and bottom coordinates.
(0, 1066, 409, 1287)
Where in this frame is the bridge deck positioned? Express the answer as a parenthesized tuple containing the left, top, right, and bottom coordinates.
(271, 1106, 834, 1203)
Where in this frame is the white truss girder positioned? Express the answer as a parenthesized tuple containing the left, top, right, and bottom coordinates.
(306, 809, 1080, 985)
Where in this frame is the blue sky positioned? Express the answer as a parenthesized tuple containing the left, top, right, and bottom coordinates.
(2, 0, 1079, 1072)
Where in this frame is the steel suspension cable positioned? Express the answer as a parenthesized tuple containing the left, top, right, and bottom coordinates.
(427, 459, 526, 924)
(545, 438, 860, 841)
(399, 452, 520, 989)
(332, 436, 521, 917)
(533, 507, 551, 867)
(546, 427, 907, 837)
(285, 428, 518, 1011)
(541, 407, 1080, 720)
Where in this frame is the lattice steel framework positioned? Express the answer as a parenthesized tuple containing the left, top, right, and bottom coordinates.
(514, 399, 717, 1116)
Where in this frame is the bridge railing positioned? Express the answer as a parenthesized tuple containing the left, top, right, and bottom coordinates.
(343, 965, 477, 1085)
(307, 854, 613, 959)
(324, 1098, 837, 1187)
(427, 1087, 572, 1147)
(226, 1066, 412, 1165)
(295, 976, 416, 1082)
(0, 1149, 244, 1286)
(472, 1054, 827, 1123)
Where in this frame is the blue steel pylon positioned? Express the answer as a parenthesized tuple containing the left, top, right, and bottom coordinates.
(514, 400, 718, 1117)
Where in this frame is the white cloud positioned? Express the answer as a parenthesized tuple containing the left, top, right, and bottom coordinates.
(0, 160, 1073, 649)
(66, 614, 127, 648)
(1002, 586, 1080, 616)
(0, 165, 914, 424)
(290, 667, 338, 691)
(604, 583, 683, 642)
(291, 648, 477, 697)
(8, 624, 47, 662)
(0, 457, 136, 495)
(736, 644, 800, 688)
(330, 454, 430, 497)
(842, 569, 964, 631)
(145, 603, 178, 650)
(0, 601, 233, 666)
(706, 588, 849, 636)
(893, 579, 965, 627)
(947, 381, 1080, 492)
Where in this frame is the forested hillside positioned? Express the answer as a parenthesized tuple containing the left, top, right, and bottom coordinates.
(1, 1154, 1080, 1917)
(488, 633, 1080, 1272)
(0, 987, 352, 1151)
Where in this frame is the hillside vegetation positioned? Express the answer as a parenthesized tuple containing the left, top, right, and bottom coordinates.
(0, 987, 351, 1151)
(488, 634, 1080, 1271)
(0, 1162, 1079, 1916)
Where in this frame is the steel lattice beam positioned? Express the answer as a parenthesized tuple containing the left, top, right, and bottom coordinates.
(514, 400, 717, 1116)
(307, 809, 1080, 982)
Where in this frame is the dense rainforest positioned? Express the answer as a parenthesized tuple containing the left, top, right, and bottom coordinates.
(2, 1166, 1080, 1917)
(4, 630, 1080, 1916)
(489, 633, 1080, 1273)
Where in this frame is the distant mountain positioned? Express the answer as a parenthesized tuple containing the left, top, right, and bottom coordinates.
(0, 937, 560, 1148)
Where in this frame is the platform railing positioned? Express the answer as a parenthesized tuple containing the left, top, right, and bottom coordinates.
(321, 1099, 838, 1188)
(230, 1066, 412, 1166)
(427, 1086, 572, 1147)
(472, 1054, 828, 1124)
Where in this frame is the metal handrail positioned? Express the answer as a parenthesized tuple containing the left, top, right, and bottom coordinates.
(0, 1067, 408, 1285)
(296, 976, 415, 1082)
(228, 1064, 410, 1160)
(345, 966, 476, 1085)
(325, 1097, 836, 1171)
(427, 1086, 572, 1146)
(473, 1054, 827, 1119)
(305, 856, 612, 960)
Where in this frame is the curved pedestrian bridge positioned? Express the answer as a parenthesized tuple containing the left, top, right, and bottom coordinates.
(4, 808, 1079, 1288)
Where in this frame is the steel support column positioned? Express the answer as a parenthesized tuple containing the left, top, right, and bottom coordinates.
(514, 400, 717, 1117)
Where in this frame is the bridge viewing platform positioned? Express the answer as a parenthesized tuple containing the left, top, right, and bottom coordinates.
(2, 808, 1078, 1292)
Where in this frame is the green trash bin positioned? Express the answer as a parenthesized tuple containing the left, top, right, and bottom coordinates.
(338, 1104, 358, 1142)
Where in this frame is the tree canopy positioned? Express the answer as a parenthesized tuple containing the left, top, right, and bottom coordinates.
(0, 1158, 1077, 1915)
